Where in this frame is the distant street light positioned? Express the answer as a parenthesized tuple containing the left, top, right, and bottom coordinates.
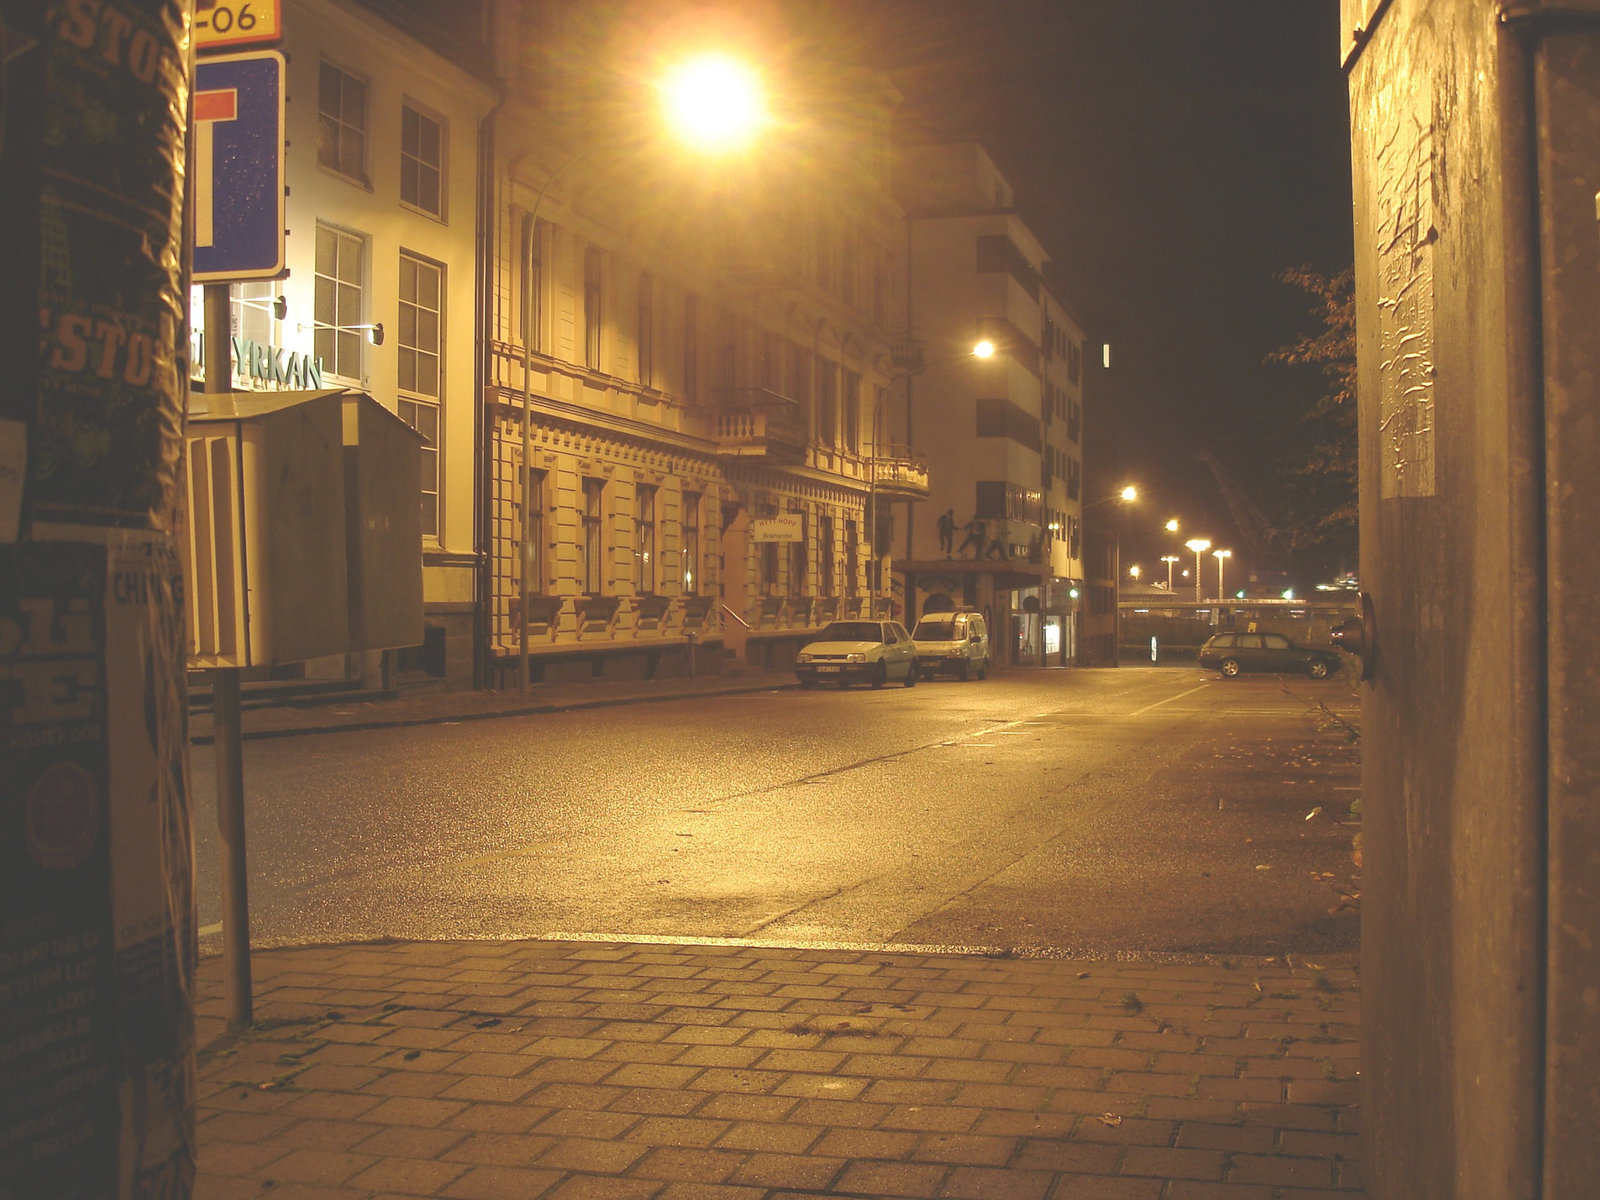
(1161, 554, 1180, 590)
(1165, 518, 1180, 533)
(1128, 564, 1141, 580)
(1185, 538, 1212, 602)
(1212, 548, 1232, 601)
(972, 339, 996, 359)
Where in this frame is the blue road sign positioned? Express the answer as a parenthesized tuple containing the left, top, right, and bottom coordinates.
(193, 50, 284, 282)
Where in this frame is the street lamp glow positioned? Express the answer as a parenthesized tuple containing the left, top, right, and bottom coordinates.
(1128, 564, 1141, 579)
(1160, 554, 1180, 590)
(1165, 518, 1180, 533)
(1120, 485, 1138, 502)
(972, 339, 996, 359)
(660, 54, 767, 152)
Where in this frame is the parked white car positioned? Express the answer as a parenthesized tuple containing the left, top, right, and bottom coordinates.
(911, 609, 990, 680)
(795, 620, 918, 689)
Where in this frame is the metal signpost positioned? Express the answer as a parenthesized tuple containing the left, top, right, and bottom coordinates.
(191, 45, 285, 1031)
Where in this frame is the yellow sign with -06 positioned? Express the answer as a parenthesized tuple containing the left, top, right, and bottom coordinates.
(195, 0, 282, 51)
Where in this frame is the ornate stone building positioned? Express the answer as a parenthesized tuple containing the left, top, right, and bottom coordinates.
(479, 2, 924, 684)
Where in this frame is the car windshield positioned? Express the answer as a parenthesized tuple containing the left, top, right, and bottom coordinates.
(816, 621, 883, 643)
(914, 620, 956, 640)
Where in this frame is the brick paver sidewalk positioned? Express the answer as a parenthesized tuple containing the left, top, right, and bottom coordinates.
(195, 939, 1364, 1199)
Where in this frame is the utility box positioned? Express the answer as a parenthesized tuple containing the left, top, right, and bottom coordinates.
(183, 388, 423, 667)
(342, 391, 424, 653)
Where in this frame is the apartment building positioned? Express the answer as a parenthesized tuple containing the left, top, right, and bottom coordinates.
(191, 0, 495, 689)
(891, 143, 1091, 666)
(481, 2, 923, 684)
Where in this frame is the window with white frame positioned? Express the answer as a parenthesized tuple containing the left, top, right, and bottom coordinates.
(635, 484, 657, 593)
(317, 61, 368, 183)
(843, 370, 861, 454)
(681, 491, 701, 595)
(313, 223, 366, 381)
(397, 251, 443, 538)
(400, 102, 444, 218)
(637, 272, 654, 387)
(683, 293, 700, 403)
(584, 246, 604, 371)
(518, 213, 544, 352)
(581, 477, 606, 594)
(525, 468, 547, 593)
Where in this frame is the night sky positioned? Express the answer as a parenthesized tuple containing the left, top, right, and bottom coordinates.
(861, 0, 1355, 586)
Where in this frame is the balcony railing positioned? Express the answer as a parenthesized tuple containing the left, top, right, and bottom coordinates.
(712, 388, 806, 462)
(872, 444, 930, 498)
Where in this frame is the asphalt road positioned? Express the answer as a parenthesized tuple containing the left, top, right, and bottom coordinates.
(190, 667, 1362, 958)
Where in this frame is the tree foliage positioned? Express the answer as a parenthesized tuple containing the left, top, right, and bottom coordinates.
(1266, 266, 1357, 554)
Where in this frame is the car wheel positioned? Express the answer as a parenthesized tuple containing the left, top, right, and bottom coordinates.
(871, 662, 887, 689)
(904, 662, 918, 688)
(1220, 658, 1242, 677)
(958, 659, 970, 682)
(1308, 658, 1330, 679)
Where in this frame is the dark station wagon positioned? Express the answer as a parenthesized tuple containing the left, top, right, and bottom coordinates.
(1198, 632, 1344, 678)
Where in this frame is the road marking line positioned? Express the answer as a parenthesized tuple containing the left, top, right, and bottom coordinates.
(1129, 683, 1211, 717)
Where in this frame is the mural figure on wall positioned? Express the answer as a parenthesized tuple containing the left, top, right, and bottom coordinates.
(958, 516, 986, 558)
(986, 520, 1010, 559)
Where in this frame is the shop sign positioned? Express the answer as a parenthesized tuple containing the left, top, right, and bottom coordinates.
(752, 515, 803, 543)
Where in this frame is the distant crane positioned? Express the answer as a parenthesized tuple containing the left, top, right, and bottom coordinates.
(1193, 447, 1291, 589)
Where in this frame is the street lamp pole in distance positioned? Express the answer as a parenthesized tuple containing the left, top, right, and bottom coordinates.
(1161, 554, 1180, 591)
(1213, 548, 1233, 601)
(1185, 538, 1212, 603)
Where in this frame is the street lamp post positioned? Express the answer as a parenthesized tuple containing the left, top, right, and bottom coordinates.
(1185, 538, 1212, 603)
(513, 54, 767, 690)
(1161, 555, 1180, 591)
(1213, 548, 1233, 600)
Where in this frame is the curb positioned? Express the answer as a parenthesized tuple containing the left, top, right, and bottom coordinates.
(187, 676, 797, 745)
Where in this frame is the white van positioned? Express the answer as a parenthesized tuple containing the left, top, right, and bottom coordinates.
(911, 609, 990, 680)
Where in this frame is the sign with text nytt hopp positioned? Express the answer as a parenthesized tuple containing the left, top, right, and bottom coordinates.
(752, 515, 804, 543)
(192, 49, 285, 282)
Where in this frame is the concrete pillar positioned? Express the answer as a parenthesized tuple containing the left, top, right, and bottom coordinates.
(1342, 2, 1600, 1195)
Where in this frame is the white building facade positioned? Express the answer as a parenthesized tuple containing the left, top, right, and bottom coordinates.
(192, 0, 495, 689)
(891, 143, 1089, 666)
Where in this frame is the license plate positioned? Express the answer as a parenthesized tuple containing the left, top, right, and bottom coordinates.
(816, 665, 839, 673)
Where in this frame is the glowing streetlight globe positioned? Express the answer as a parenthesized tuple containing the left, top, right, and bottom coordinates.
(660, 54, 767, 153)
(1120, 485, 1138, 502)
(972, 339, 996, 359)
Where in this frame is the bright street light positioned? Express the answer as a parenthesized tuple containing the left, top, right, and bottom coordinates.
(1185, 538, 1212, 602)
(972, 339, 996, 359)
(1212, 548, 1232, 601)
(1160, 554, 1180, 590)
(1165, 518, 1180, 533)
(1120, 485, 1138, 502)
(660, 54, 768, 153)
(1128, 564, 1141, 580)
